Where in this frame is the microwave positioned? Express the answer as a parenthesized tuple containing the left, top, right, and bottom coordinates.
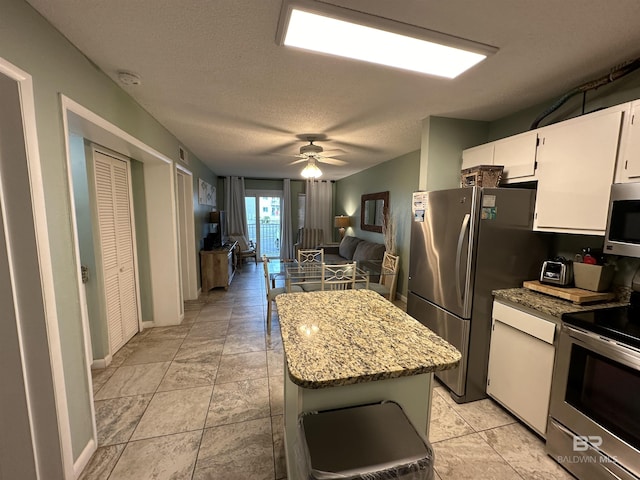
(604, 182, 640, 258)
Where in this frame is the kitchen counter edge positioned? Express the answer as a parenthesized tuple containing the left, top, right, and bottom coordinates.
(492, 286, 630, 319)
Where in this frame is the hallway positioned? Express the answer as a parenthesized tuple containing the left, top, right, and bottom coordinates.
(83, 263, 285, 479)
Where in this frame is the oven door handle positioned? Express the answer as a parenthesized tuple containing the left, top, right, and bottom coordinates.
(565, 325, 640, 369)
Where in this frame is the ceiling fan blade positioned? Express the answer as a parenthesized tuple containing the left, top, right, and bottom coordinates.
(273, 153, 304, 158)
(289, 158, 307, 165)
(320, 149, 346, 157)
(331, 140, 384, 154)
(318, 157, 348, 166)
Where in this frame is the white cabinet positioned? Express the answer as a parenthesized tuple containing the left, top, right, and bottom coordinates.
(493, 131, 538, 181)
(534, 106, 625, 235)
(487, 301, 557, 437)
(462, 143, 494, 170)
(461, 131, 538, 183)
(616, 100, 640, 183)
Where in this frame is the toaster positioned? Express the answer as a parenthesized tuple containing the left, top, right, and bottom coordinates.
(540, 259, 573, 286)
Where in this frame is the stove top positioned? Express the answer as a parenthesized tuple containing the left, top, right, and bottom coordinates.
(562, 304, 640, 350)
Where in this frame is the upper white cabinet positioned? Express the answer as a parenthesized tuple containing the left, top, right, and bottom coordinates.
(461, 131, 538, 183)
(615, 100, 640, 183)
(461, 143, 493, 170)
(494, 131, 538, 181)
(534, 106, 625, 235)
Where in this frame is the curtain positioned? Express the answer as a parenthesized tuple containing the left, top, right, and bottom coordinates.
(224, 176, 247, 237)
(280, 179, 294, 260)
(304, 179, 332, 245)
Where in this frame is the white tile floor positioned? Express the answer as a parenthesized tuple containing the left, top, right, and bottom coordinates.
(82, 262, 575, 479)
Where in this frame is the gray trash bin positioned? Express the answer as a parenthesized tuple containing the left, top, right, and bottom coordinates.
(298, 401, 434, 480)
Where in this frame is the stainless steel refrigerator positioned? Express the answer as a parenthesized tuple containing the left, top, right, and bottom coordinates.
(407, 187, 549, 403)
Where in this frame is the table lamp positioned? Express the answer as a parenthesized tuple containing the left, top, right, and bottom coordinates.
(334, 215, 350, 239)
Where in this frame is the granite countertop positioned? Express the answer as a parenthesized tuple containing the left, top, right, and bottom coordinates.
(493, 286, 631, 318)
(275, 289, 461, 389)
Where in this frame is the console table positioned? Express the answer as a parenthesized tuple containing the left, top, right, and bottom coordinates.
(200, 241, 238, 291)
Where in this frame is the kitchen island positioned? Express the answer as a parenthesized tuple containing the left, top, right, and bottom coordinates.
(275, 289, 461, 479)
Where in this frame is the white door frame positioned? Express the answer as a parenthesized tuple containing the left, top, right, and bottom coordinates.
(176, 165, 198, 301)
(60, 95, 184, 473)
(0, 58, 73, 477)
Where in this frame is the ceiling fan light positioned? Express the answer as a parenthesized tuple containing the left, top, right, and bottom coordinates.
(301, 160, 322, 178)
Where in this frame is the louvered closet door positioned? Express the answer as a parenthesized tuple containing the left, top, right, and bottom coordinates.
(94, 151, 139, 354)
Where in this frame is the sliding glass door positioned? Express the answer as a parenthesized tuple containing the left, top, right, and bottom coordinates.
(245, 190, 282, 258)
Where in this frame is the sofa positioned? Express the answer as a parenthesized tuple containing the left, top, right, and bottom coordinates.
(324, 235, 386, 264)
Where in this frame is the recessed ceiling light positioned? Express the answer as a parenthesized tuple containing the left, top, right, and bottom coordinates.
(276, 0, 497, 78)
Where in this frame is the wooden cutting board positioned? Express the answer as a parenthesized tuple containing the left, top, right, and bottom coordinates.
(523, 280, 615, 304)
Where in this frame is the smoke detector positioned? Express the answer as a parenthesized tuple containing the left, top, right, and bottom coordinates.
(117, 70, 142, 86)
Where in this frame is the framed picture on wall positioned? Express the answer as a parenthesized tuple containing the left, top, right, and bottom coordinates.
(198, 178, 216, 206)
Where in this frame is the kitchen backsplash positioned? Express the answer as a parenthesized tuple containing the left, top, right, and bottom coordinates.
(550, 233, 640, 287)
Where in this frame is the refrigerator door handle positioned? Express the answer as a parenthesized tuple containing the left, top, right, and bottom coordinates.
(455, 213, 471, 309)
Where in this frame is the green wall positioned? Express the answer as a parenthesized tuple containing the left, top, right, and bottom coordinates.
(488, 69, 640, 141)
(336, 151, 420, 298)
(0, 0, 217, 462)
(422, 116, 490, 191)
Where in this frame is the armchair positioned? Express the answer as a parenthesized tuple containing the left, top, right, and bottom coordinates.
(229, 233, 258, 268)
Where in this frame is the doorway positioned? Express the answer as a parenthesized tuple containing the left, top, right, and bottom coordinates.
(245, 190, 282, 258)
(0, 59, 71, 477)
(175, 167, 198, 302)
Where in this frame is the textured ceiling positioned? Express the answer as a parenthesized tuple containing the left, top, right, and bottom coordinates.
(26, 0, 640, 180)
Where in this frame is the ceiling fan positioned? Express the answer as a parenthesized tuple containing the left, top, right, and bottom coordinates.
(288, 137, 348, 166)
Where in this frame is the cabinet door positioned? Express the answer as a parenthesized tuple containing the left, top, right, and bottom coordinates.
(487, 302, 556, 437)
(493, 131, 538, 181)
(621, 101, 640, 180)
(534, 108, 623, 234)
(461, 143, 493, 170)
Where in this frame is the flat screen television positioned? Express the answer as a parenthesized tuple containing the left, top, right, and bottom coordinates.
(205, 210, 228, 249)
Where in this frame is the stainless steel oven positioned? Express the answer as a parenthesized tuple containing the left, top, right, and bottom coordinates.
(547, 306, 640, 480)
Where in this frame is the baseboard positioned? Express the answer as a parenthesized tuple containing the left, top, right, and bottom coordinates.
(91, 354, 112, 370)
(73, 437, 96, 478)
(399, 293, 407, 303)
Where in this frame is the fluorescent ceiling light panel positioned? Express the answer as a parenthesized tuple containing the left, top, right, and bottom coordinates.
(277, 1, 497, 78)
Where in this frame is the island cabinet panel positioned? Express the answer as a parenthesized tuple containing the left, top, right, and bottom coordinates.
(616, 100, 640, 182)
(487, 301, 557, 437)
(533, 106, 624, 235)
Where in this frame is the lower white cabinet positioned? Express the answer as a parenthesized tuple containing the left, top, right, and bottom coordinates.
(487, 301, 557, 437)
